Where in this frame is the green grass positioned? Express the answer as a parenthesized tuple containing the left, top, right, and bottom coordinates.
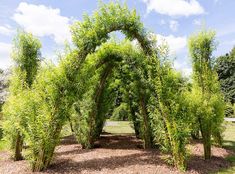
(60, 120, 135, 137)
(222, 122, 235, 151)
(61, 122, 73, 137)
(103, 120, 135, 134)
(216, 122, 235, 174)
(0, 139, 9, 151)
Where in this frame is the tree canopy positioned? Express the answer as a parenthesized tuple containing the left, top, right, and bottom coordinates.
(215, 46, 235, 104)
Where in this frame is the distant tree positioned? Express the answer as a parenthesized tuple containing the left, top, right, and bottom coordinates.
(215, 46, 235, 104)
(214, 47, 235, 118)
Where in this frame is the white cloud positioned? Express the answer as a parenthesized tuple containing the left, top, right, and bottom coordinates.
(0, 25, 14, 36)
(193, 19, 202, 25)
(169, 20, 179, 32)
(174, 58, 192, 77)
(156, 34, 187, 54)
(0, 42, 12, 69)
(133, 33, 189, 76)
(142, 0, 204, 17)
(155, 33, 190, 77)
(13, 2, 71, 44)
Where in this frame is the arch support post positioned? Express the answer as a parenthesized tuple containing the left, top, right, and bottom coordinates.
(31, 121, 64, 172)
(79, 64, 114, 149)
(14, 131, 23, 161)
(139, 95, 153, 149)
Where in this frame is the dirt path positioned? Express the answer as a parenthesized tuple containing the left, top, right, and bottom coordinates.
(0, 134, 234, 174)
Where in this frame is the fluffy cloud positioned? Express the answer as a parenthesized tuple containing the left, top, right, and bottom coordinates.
(169, 20, 179, 32)
(0, 42, 12, 69)
(174, 58, 192, 77)
(142, 0, 204, 17)
(13, 2, 71, 44)
(155, 34, 190, 76)
(156, 34, 187, 54)
(0, 25, 14, 36)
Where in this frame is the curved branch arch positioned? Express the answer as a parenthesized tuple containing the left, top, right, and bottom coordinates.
(71, 41, 153, 149)
(25, 2, 157, 171)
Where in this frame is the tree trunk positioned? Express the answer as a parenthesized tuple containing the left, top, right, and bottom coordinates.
(199, 118, 212, 160)
(84, 64, 113, 149)
(203, 136, 211, 160)
(139, 95, 152, 149)
(14, 131, 23, 161)
(128, 97, 140, 138)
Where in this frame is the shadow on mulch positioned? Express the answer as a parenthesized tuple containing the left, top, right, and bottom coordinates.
(55, 147, 93, 156)
(60, 135, 78, 145)
(1, 133, 234, 174)
(47, 150, 234, 174)
(94, 134, 144, 149)
(187, 155, 232, 174)
(46, 151, 165, 174)
(44, 134, 235, 174)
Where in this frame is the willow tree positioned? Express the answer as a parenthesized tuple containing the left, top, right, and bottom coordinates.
(2, 31, 41, 160)
(188, 30, 225, 159)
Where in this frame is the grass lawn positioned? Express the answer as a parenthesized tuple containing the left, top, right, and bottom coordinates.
(103, 120, 135, 134)
(216, 122, 235, 174)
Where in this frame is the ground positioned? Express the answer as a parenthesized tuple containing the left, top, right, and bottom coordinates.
(0, 121, 235, 174)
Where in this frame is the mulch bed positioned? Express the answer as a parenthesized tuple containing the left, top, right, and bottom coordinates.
(0, 134, 234, 174)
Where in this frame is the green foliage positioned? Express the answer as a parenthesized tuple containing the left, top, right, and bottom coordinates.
(110, 103, 130, 121)
(2, 2, 228, 173)
(188, 29, 225, 159)
(70, 40, 153, 148)
(215, 47, 235, 118)
(2, 31, 41, 160)
(25, 65, 70, 171)
(12, 30, 41, 87)
(70, 2, 154, 57)
(150, 62, 191, 170)
(9, 2, 157, 171)
(215, 47, 235, 104)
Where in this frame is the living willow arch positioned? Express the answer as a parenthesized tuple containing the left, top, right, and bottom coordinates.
(25, 3, 158, 171)
(70, 41, 153, 149)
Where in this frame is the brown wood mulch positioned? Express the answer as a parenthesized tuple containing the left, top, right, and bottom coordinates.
(0, 134, 234, 174)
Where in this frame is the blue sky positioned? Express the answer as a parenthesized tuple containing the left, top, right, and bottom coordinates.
(0, 0, 235, 76)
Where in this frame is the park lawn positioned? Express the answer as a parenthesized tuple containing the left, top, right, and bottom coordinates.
(216, 122, 235, 174)
(103, 120, 135, 134)
(222, 122, 235, 151)
(60, 120, 135, 137)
